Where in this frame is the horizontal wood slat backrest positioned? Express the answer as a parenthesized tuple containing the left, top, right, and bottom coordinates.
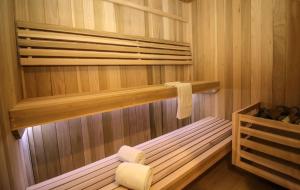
(16, 22, 192, 66)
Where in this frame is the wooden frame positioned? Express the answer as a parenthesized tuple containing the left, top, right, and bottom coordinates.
(16, 22, 192, 66)
(9, 81, 220, 131)
(26, 117, 232, 190)
(232, 103, 300, 190)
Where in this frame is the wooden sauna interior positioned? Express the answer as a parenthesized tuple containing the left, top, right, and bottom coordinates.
(0, 0, 299, 189)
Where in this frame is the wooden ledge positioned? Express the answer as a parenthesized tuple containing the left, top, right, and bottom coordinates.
(9, 81, 220, 131)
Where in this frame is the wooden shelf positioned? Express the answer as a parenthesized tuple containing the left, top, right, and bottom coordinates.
(9, 81, 219, 131)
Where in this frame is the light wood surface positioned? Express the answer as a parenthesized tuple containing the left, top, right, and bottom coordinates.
(26, 117, 231, 190)
(14, 0, 195, 183)
(192, 0, 300, 119)
(10, 0, 300, 186)
(17, 21, 192, 66)
(232, 103, 300, 190)
(10, 81, 219, 131)
(185, 154, 286, 190)
(0, 0, 29, 189)
(104, 0, 187, 22)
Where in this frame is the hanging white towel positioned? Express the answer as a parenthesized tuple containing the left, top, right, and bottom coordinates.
(115, 163, 153, 190)
(165, 82, 192, 119)
(117, 145, 145, 164)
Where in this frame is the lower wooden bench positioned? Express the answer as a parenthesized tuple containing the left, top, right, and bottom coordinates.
(27, 117, 232, 190)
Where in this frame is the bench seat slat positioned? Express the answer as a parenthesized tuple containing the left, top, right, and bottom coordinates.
(27, 117, 216, 190)
(52, 119, 223, 190)
(147, 121, 230, 165)
(76, 126, 231, 190)
(150, 137, 232, 190)
(144, 120, 225, 158)
(27, 117, 231, 190)
(152, 128, 231, 183)
(104, 137, 232, 190)
(59, 121, 229, 190)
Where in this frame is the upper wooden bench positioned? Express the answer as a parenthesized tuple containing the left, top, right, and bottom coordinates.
(9, 81, 219, 132)
(16, 21, 192, 66)
(27, 117, 232, 190)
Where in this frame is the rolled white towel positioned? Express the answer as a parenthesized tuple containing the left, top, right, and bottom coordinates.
(117, 145, 145, 164)
(115, 163, 153, 190)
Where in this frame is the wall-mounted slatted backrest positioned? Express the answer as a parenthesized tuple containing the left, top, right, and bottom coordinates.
(16, 22, 192, 66)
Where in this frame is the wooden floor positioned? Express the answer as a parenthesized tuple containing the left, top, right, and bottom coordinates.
(185, 154, 287, 190)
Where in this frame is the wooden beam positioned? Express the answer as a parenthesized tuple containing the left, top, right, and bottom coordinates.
(240, 127, 300, 148)
(17, 39, 191, 55)
(20, 59, 192, 66)
(10, 81, 220, 131)
(240, 139, 300, 164)
(239, 114, 300, 134)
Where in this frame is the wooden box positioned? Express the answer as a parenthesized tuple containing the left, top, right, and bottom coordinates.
(232, 102, 300, 190)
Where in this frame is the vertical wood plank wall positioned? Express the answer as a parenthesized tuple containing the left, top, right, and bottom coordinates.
(0, 0, 29, 189)
(15, 0, 198, 184)
(12, 0, 300, 186)
(192, 0, 300, 116)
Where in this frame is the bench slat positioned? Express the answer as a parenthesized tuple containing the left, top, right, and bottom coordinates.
(145, 121, 229, 163)
(52, 119, 224, 190)
(150, 137, 232, 190)
(27, 117, 216, 190)
(63, 121, 230, 190)
(27, 117, 232, 190)
(82, 125, 231, 190)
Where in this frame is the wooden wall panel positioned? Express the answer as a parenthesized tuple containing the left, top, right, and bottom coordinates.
(15, 0, 197, 184)
(272, 0, 287, 106)
(285, 0, 300, 106)
(0, 0, 29, 189)
(15, 0, 300, 186)
(241, 0, 252, 108)
(260, 0, 273, 107)
(193, 0, 300, 116)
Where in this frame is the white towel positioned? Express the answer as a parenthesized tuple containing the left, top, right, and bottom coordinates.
(117, 145, 145, 164)
(165, 82, 192, 119)
(115, 163, 153, 190)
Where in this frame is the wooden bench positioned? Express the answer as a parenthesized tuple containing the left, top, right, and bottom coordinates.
(27, 117, 232, 190)
(9, 81, 219, 132)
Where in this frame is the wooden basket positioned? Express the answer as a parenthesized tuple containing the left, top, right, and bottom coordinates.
(232, 102, 300, 190)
